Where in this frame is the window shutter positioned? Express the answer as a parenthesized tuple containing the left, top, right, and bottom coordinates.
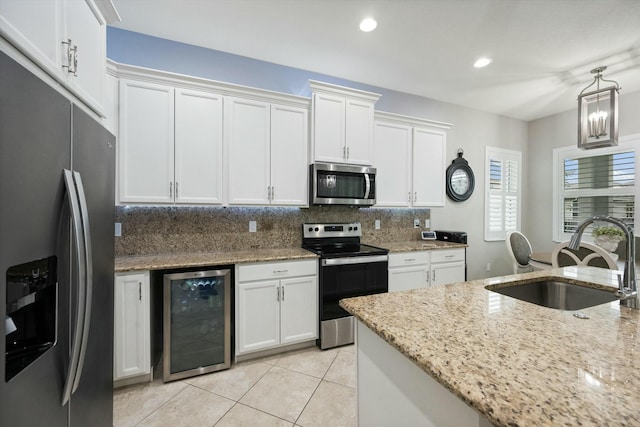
(561, 151, 635, 233)
(485, 148, 522, 241)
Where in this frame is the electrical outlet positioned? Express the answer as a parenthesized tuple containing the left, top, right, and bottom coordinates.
(424, 219, 431, 228)
(375, 219, 381, 230)
(249, 221, 257, 232)
(414, 219, 420, 228)
(486, 263, 491, 272)
(114, 222, 122, 237)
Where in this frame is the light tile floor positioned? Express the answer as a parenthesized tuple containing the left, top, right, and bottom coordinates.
(113, 344, 356, 427)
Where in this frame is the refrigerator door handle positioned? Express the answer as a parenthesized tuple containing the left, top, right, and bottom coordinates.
(71, 171, 93, 394)
(61, 170, 87, 406)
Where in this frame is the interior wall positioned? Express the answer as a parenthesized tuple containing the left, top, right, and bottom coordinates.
(527, 89, 640, 253)
(107, 27, 528, 279)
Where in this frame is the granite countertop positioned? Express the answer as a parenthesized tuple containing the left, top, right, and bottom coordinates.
(115, 241, 465, 272)
(384, 240, 467, 252)
(115, 247, 317, 272)
(340, 267, 640, 426)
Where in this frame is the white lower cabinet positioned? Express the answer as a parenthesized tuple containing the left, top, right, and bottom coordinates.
(388, 249, 465, 291)
(388, 251, 430, 292)
(235, 260, 318, 355)
(430, 249, 466, 286)
(114, 271, 151, 383)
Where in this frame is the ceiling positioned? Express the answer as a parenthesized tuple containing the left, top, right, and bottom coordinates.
(110, 0, 640, 121)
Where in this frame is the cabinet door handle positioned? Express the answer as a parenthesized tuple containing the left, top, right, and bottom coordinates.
(347, 146, 350, 160)
(432, 270, 436, 282)
(138, 282, 142, 301)
(169, 182, 173, 198)
(414, 192, 417, 203)
(425, 270, 430, 283)
(408, 192, 411, 203)
(271, 186, 274, 201)
(282, 286, 285, 301)
(277, 286, 280, 302)
(342, 146, 346, 160)
(62, 39, 78, 76)
(175, 182, 179, 199)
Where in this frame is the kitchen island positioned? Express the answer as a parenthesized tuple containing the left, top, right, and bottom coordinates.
(340, 267, 640, 426)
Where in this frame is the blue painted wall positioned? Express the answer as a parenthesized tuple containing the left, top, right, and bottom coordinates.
(107, 27, 448, 121)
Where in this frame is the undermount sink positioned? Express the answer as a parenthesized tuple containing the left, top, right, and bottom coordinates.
(486, 279, 618, 310)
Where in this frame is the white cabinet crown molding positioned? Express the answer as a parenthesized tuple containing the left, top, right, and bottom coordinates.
(309, 79, 381, 103)
(375, 110, 453, 130)
(109, 59, 310, 108)
(92, 0, 121, 24)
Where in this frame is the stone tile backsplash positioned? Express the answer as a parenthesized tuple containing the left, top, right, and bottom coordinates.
(115, 206, 431, 256)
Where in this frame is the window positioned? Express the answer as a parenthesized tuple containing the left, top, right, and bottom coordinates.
(485, 147, 522, 241)
(553, 135, 640, 242)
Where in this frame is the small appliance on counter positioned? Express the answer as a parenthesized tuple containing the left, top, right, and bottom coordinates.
(435, 230, 468, 244)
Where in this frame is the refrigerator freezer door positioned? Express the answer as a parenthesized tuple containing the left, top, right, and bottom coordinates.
(0, 51, 71, 427)
(69, 105, 115, 426)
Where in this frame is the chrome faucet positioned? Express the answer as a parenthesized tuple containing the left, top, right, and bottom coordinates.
(569, 215, 638, 309)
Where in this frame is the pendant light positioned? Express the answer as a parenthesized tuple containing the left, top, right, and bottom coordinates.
(577, 66, 620, 150)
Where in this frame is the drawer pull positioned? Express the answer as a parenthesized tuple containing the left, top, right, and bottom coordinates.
(273, 269, 289, 274)
(445, 255, 455, 259)
(404, 258, 416, 262)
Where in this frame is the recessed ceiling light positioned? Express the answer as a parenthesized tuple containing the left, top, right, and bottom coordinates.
(359, 17, 377, 32)
(474, 57, 493, 68)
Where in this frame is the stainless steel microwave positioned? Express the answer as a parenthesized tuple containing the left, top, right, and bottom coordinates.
(310, 163, 376, 206)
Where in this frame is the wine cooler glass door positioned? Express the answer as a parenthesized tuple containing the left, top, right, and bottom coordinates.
(163, 269, 231, 382)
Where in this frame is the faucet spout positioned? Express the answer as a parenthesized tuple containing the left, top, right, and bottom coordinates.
(569, 215, 637, 309)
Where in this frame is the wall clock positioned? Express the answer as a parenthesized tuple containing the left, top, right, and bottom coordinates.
(445, 149, 474, 202)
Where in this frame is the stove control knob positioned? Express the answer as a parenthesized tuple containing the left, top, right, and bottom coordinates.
(314, 227, 319, 232)
(308, 227, 313, 232)
(348, 226, 353, 231)
(353, 226, 358, 231)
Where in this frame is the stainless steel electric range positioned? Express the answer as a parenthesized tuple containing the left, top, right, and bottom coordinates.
(302, 222, 388, 349)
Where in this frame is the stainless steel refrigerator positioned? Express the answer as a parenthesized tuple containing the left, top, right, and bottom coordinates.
(1, 50, 115, 426)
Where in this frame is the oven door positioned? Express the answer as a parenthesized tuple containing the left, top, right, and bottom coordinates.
(319, 255, 388, 321)
(311, 163, 376, 206)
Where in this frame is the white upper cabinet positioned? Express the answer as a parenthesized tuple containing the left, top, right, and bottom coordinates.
(344, 98, 375, 164)
(226, 98, 309, 206)
(312, 93, 345, 164)
(374, 112, 452, 208)
(119, 81, 225, 205)
(310, 80, 380, 166)
(0, 0, 119, 115)
(413, 127, 446, 207)
(175, 88, 224, 204)
(226, 97, 272, 205)
(119, 79, 175, 204)
(113, 63, 310, 207)
(118, 75, 226, 206)
(374, 121, 412, 206)
(270, 104, 309, 205)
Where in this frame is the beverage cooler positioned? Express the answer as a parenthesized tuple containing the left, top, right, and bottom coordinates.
(163, 268, 231, 382)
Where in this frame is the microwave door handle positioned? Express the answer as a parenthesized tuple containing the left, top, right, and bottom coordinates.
(364, 173, 371, 199)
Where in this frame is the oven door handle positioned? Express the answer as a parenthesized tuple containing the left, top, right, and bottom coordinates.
(322, 255, 388, 266)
